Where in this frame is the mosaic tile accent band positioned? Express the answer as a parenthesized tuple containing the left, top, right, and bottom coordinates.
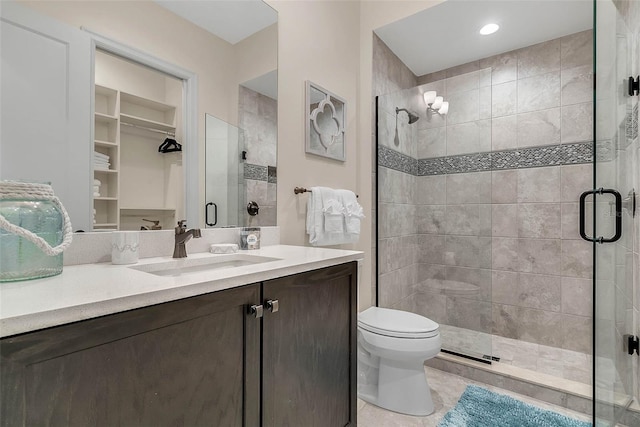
(378, 142, 594, 176)
(627, 103, 638, 142)
(244, 163, 268, 181)
(267, 166, 277, 184)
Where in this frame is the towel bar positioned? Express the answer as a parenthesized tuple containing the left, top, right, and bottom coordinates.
(294, 187, 358, 198)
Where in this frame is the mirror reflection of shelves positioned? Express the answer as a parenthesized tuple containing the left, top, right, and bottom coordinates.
(93, 85, 120, 230)
(93, 84, 181, 231)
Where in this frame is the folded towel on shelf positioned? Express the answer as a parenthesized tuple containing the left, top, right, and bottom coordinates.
(93, 192, 100, 197)
(306, 186, 359, 246)
(93, 151, 110, 159)
(93, 179, 102, 186)
(93, 185, 100, 192)
(336, 189, 364, 237)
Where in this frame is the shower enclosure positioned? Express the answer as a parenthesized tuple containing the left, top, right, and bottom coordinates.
(593, 0, 638, 425)
(375, 1, 638, 424)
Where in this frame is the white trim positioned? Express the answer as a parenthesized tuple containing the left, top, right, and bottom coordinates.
(83, 28, 199, 228)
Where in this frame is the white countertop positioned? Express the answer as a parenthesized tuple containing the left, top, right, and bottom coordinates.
(0, 245, 363, 338)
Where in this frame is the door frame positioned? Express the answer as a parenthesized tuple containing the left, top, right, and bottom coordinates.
(83, 29, 199, 227)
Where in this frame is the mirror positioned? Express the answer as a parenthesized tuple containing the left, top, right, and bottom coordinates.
(0, 0, 277, 231)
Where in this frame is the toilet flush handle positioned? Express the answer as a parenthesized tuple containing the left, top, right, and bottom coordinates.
(265, 299, 279, 313)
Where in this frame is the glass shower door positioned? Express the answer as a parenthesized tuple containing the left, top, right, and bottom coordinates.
(593, 0, 638, 425)
(376, 72, 493, 362)
(204, 114, 244, 228)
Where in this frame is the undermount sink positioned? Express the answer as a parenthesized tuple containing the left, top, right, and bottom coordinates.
(130, 254, 281, 277)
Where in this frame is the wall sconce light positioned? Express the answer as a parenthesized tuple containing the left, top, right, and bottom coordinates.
(423, 91, 449, 115)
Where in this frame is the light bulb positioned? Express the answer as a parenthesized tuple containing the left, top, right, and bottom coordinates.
(431, 96, 443, 110)
(480, 23, 499, 35)
(423, 91, 437, 105)
(438, 102, 449, 115)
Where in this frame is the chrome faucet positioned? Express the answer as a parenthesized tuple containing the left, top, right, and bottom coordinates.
(173, 220, 201, 258)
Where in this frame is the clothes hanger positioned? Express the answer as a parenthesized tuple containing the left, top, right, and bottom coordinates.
(158, 137, 182, 153)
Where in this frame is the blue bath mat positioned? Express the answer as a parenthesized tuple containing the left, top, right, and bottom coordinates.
(438, 385, 591, 427)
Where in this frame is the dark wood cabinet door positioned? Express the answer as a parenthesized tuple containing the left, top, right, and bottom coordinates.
(1, 284, 261, 427)
(261, 262, 357, 427)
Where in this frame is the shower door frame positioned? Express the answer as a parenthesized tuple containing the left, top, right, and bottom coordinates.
(592, 0, 638, 424)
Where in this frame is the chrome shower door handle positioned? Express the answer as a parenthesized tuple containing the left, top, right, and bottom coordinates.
(265, 299, 279, 313)
(579, 188, 622, 244)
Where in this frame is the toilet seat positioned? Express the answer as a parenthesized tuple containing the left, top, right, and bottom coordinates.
(358, 307, 439, 339)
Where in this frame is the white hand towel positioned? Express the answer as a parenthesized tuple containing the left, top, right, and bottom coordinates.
(306, 186, 323, 244)
(307, 186, 357, 246)
(93, 179, 102, 186)
(319, 187, 345, 236)
(337, 189, 364, 237)
(93, 192, 101, 197)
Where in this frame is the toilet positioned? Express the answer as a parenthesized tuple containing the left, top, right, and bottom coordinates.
(357, 306, 441, 416)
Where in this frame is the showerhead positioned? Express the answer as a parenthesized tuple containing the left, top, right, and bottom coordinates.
(395, 107, 420, 124)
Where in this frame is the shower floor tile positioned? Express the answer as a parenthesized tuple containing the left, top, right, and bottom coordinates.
(439, 324, 592, 385)
(356, 366, 592, 426)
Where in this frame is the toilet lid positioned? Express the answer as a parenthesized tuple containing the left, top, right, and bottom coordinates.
(358, 307, 439, 338)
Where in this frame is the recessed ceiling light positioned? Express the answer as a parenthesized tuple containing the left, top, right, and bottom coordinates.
(479, 23, 500, 35)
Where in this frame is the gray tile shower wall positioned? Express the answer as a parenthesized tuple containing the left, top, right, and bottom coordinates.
(238, 86, 277, 226)
(372, 33, 418, 307)
(376, 30, 596, 361)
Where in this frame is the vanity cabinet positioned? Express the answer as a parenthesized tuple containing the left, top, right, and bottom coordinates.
(0, 262, 357, 426)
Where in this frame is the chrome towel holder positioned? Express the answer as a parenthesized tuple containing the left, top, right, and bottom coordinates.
(294, 187, 358, 198)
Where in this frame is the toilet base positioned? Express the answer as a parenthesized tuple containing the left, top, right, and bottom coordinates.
(359, 359, 434, 416)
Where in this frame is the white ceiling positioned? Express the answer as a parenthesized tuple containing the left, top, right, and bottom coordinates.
(154, 0, 277, 45)
(374, 0, 593, 76)
(241, 69, 278, 100)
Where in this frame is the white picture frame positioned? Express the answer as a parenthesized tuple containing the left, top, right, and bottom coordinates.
(305, 81, 346, 162)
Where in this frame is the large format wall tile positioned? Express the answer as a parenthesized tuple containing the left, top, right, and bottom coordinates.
(561, 314, 592, 353)
(517, 203, 562, 238)
(378, 166, 415, 204)
(446, 172, 492, 204)
(492, 170, 518, 203)
(492, 237, 519, 271)
(447, 89, 480, 125)
(561, 239, 592, 279)
(492, 81, 517, 117)
(517, 238, 562, 275)
(561, 277, 593, 317)
(480, 51, 517, 85)
(492, 204, 519, 237)
(517, 72, 561, 113)
(561, 102, 593, 143)
(561, 65, 593, 106)
(561, 164, 592, 202)
(418, 126, 446, 158)
(492, 115, 518, 151)
(446, 120, 491, 155)
(517, 39, 561, 79)
(517, 273, 562, 312)
(560, 30, 593, 69)
(517, 108, 561, 148)
(517, 167, 561, 203)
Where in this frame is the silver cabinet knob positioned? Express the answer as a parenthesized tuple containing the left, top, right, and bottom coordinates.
(249, 304, 263, 318)
(265, 299, 279, 313)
